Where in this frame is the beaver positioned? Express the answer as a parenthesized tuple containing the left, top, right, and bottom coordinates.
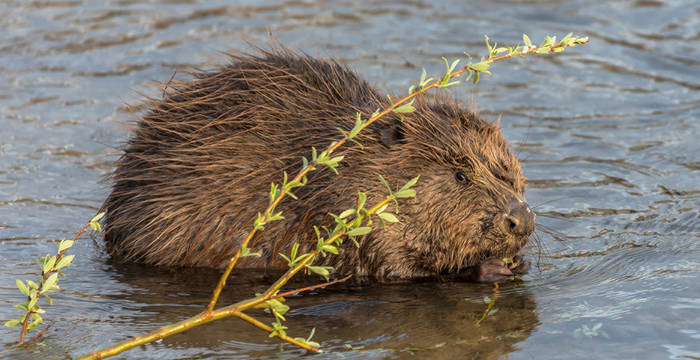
(102, 47, 535, 283)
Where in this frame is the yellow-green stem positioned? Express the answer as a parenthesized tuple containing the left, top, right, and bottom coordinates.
(206, 36, 589, 312)
(79, 198, 391, 359)
(263, 198, 391, 298)
(83, 36, 588, 358)
(475, 282, 499, 327)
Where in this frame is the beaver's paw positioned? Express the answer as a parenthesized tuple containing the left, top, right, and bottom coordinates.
(473, 258, 513, 283)
(509, 255, 530, 275)
(473, 256, 530, 283)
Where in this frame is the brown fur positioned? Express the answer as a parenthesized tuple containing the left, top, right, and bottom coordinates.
(103, 47, 532, 280)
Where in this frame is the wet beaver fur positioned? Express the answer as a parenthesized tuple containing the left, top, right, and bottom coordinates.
(103, 47, 535, 282)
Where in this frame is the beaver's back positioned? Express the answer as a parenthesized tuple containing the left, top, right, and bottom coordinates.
(103, 50, 387, 267)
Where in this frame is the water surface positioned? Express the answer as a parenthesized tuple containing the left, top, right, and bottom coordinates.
(1, 0, 698, 359)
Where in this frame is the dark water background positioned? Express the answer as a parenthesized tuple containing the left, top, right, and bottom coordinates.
(1, 0, 698, 359)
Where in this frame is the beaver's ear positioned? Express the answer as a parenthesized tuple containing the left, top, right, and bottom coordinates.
(379, 122, 405, 148)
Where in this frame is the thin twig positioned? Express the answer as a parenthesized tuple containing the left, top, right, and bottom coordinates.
(80, 35, 589, 358)
(232, 311, 321, 352)
(270, 274, 353, 301)
(79, 199, 391, 359)
(23, 325, 51, 345)
(475, 282, 499, 327)
(206, 36, 589, 312)
(19, 223, 90, 344)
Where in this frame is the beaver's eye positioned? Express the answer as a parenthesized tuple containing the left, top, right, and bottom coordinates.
(455, 171, 467, 183)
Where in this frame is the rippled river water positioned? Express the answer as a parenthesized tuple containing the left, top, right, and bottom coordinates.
(1, 0, 698, 359)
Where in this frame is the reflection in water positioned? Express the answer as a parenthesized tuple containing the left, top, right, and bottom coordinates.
(104, 264, 540, 359)
(0, 0, 698, 359)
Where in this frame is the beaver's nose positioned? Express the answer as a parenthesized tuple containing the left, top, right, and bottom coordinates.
(504, 200, 535, 236)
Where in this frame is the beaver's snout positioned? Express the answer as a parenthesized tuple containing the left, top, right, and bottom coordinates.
(503, 200, 536, 237)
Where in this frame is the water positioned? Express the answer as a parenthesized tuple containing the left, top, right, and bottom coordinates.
(1, 0, 698, 359)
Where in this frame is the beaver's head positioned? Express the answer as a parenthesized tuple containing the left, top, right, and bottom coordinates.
(366, 98, 535, 279)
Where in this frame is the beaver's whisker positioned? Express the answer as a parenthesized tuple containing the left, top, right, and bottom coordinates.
(531, 197, 570, 209)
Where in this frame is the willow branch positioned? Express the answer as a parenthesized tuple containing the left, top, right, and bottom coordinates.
(269, 274, 352, 301)
(80, 197, 391, 359)
(18, 222, 90, 345)
(206, 35, 589, 311)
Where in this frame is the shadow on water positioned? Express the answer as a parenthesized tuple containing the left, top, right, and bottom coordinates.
(91, 263, 540, 359)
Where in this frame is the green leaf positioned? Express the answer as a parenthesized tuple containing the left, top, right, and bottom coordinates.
(442, 80, 460, 88)
(378, 213, 399, 223)
(357, 191, 367, 210)
(470, 61, 491, 74)
(44, 273, 59, 292)
(254, 217, 265, 231)
(318, 154, 344, 174)
(419, 67, 434, 88)
(378, 175, 392, 194)
(375, 203, 389, 214)
(399, 176, 419, 191)
(338, 209, 355, 219)
(270, 321, 288, 338)
(27, 296, 38, 312)
(278, 253, 292, 265)
(269, 182, 279, 204)
(57, 239, 74, 253)
(313, 225, 323, 242)
(348, 113, 364, 139)
(290, 243, 299, 260)
(393, 103, 416, 114)
(394, 189, 416, 198)
(306, 265, 333, 281)
(321, 244, 338, 255)
(295, 327, 321, 347)
(43, 255, 57, 273)
(307, 327, 316, 342)
(16, 279, 30, 297)
(346, 227, 372, 237)
(4, 320, 21, 328)
(562, 32, 573, 43)
(523, 34, 532, 47)
(267, 211, 284, 222)
(55, 255, 74, 271)
(89, 212, 105, 231)
(43, 293, 53, 305)
(27, 280, 39, 290)
(266, 299, 290, 316)
(88, 220, 102, 231)
(91, 212, 105, 223)
(441, 57, 451, 74)
(241, 245, 261, 258)
(28, 315, 42, 332)
(484, 35, 493, 55)
(449, 59, 460, 73)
